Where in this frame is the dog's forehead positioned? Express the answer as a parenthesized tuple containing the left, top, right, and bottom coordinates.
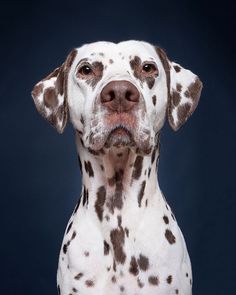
(74, 41, 158, 63)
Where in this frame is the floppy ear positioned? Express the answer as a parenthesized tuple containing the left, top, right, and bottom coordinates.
(156, 47, 203, 131)
(31, 49, 77, 133)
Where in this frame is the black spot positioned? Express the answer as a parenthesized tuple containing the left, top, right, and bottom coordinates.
(63, 244, 68, 254)
(163, 215, 169, 224)
(148, 167, 151, 178)
(74, 273, 83, 280)
(165, 229, 176, 244)
(104, 240, 110, 255)
(84, 161, 94, 177)
(151, 149, 156, 164)
(57, 285, 60, 295)
(138, 181, 146, 207)
(132, 156, 143, 180)
(82, 186, 89, 206)
(167, 275, 172, 284)
(174, 65, 181, 72)
(152, 95, 157, 106)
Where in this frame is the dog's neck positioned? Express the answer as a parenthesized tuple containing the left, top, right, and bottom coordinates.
(75, 131, 163, 224)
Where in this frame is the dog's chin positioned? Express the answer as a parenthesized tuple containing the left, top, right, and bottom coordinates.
(104, 127, 135, 149)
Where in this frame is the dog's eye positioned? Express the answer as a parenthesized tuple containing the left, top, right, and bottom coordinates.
(142, 63, 158, 74)
(78, 65, 93, 76)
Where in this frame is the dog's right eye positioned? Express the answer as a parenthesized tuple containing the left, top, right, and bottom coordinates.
(78, 65, 93, 76)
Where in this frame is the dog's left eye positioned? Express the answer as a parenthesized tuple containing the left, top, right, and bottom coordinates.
(142, 63, 158, 74)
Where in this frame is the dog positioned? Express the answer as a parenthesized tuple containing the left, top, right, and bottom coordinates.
(32, 40, 202, 295)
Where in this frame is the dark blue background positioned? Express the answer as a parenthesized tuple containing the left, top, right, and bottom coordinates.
(1, 0, 235, 294)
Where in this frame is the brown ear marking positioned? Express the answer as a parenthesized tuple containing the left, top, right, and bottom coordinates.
(31, 48, 77, 133)
(155, 46, 203, 131)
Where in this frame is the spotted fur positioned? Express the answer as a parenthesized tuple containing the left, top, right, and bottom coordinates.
(32, 40, 202, 295)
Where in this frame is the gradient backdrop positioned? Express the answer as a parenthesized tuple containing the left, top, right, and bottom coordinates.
(1, 0, 235, 294)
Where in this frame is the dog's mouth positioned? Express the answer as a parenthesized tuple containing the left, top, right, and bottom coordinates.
(88, 111, 153, 154)
(105, 126, 135, 148)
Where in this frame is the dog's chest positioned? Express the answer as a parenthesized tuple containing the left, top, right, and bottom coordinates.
(57, 197, 192, 295)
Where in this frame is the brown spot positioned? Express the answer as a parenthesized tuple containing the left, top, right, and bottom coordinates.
(111, 275, 116, 283)
(137, 278, 144, 288)
(32, 83, 43, 98)
(63, 243, 68, 254)
(146, 77, 155, 89)
(85, 280, 94, 287)
(109, 59, 114, 64)
(165, 229, 176, 244)
(84, 161, 94, 177)
(188, 77, 203, 102)
(137, 254, 149, 271)
(72, 287, 77, 292)
(148, 276, 159, 286)
(129, 256, 139, 276)
(104, 240, 110, 255)
(43, 87, 58, 109)
(106, 170, 124, 213)
(176, 83, 182, 92)
(175, 289, 179, 294)
(113, 259, 117, 271)
(172, 90, 181, 107)
(130, 56, 142, 80)
(88, 147, 99, 156)
(84, 251, 89, 257)
(74, 273, 83, 280)
(148, 167, 151, 178)
(71, 231, 76, 240)
(132, 156, 143, 180)
(167, 275, 172, 284)
(94, 186, 106, 221)
(125, 228, 129, 238)
(152, 95, 157, 106)
(137, 180, 146, 207)
(151, 149, 156, 164)
(163, 215, 169, 224)
(174, 65, 181, 72)
(86, 61, 104, 89)
(110, 228, 126, 264)
(82, 186, 89, 206)
(177, 103, 191, 125)
(117, 153, 123, 157)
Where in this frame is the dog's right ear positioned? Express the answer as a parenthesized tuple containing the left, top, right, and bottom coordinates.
(31, 49, 77, 133)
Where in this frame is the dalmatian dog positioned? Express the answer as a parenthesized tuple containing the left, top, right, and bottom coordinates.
(32, 41, 202, 295)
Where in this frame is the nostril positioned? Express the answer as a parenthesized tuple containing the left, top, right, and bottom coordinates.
(125, 90, 139, 102)
(109, 90, 115, 101)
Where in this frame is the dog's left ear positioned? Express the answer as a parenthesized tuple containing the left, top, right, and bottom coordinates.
(31, 49, 77, 133)
(156, 47, 203, 131)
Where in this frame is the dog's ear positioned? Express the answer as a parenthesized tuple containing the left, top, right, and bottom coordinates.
(31, 49, 77, 133)
(156, 47, 203, 131)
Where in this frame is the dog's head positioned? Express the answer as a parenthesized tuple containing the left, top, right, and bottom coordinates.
(32, 41, 202, 153)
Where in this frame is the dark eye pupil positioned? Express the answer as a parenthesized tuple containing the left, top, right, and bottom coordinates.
(81, 66, 92, 75)
(143, 64, 153, 72)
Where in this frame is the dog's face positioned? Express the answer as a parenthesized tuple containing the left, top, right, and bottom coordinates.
(32, 41, 202, 153)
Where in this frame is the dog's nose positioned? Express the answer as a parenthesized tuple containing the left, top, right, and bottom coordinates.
(100, 80, 140, 112)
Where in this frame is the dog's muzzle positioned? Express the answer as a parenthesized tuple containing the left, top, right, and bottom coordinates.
(100, 80, 140, 148)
